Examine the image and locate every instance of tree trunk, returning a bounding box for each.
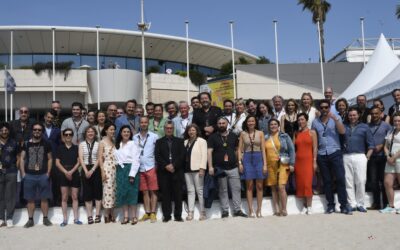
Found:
[319,21,326,63]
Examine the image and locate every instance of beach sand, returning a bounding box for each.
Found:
[1,211,399,250]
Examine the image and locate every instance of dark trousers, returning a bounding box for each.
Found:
[158,171,183,219]
[317,150,348,209]
[367,156,388,208]
[50,164,61,206]
[0,173,17,220]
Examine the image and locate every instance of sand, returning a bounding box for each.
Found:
[1,211,399,250]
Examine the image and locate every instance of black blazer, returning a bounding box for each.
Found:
[155,136,185,174]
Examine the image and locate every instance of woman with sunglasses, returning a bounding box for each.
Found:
[56,128,82,226]
[79,126,102,224]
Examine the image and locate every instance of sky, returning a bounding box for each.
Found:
[2,0,400,63]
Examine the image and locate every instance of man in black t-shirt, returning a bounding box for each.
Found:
[192,92,223,139]
[207,117,247,219]
[20,122,53,228]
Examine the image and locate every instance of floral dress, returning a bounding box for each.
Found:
[102,142,116,208]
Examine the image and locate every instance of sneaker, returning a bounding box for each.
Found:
[301,207,308,214]
[60,222,67,227]
[233,210,248,218]
[0,220,6,227]
[380,206,396,214]
[150,213,157,223]
[162,217,171,223]
[6,219,14,228]
[306,207,313,215]
[24,220,34,228]
[357,206,368,213]
[325,207,335,214]
[74,220,83,225]
[43,217,53,226]
[340,206,353,215]
[396,209,400,214]
[221,211,229,218]
[139,213,150,222]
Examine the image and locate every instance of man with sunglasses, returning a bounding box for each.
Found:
[9,106,32,147]
[20,122,53,228]
[312,99,352,215]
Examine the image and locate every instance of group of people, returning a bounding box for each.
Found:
[1,87,400,229]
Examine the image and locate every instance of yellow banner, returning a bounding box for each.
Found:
[200,79,234,108]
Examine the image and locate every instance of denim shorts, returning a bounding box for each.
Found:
[23,174,52,201]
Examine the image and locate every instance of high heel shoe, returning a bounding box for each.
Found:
[256,210,263,218]
[248,211,255,218]
[121,217,129,225]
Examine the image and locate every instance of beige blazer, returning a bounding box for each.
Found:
[184,137,207,171]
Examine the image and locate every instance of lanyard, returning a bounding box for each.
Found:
[138,133,149,156]
[167,138,173,163]
[86,140,95,165]
[248,131,256,153]
[32,142,41,165]
[128,119,136,132]
[371,122,382,136]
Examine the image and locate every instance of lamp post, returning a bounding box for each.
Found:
[138,0,150,105]
[273,20,280,95]
[229,21,237,99]
[96,25,100,110]
[360,17,366,66]
[185,21,190,103]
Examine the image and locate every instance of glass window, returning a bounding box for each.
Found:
[104,56,126,69]
[81,55,97,69]
[33,54,52,64]
[0,54,9,68]
[146,59,161,73]
[127,57,141,71]
[57,54,80,69]
[165,61,183,73]
[13,54,32,69]
[198,66,212,76]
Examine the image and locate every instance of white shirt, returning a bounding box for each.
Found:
[230,113,246,136]
[114,140,141,177]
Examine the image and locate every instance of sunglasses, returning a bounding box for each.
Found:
[33,128,42,132]
[64,133,73,137]
[20,110,28,114]
[320,106,330,110]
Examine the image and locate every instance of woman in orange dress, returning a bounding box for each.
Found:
[294,113,317,215]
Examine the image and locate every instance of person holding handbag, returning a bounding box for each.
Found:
[264,118,295,216]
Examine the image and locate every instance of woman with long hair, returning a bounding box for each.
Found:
[230,98,247,135]
[280,98,299,140]
[237,115,267,217]
[114,125,141,225]
[98,123,117,223]
[94,111,107,140]
[264,118,295,216]
[183,124,207,221]
[299,93,319,128]
[256,100,273,135]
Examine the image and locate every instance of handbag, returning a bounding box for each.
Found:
[270,135,290,165]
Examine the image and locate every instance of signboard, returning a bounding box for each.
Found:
[200,78,234,108]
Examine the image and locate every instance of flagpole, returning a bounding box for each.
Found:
[185,20,190,104]
[360,17,366,66]
[273,20,280,95]
[52,28,56,101]
[4,66,7,122]
[229,21,237,99]
[317,18,325,95]
[96,25,100,110]
[10,30,13,121]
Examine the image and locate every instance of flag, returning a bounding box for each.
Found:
[4,70,16,94]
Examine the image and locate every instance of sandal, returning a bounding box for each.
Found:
[256,210,262,218]
[131,217,138,225]
[273,212,281,216]
[186,212,193,221]
[121,217,129,225]
[281,210,288,216]
[199,212,207,221]
[60,221,67,227]
[104,215,110,224]
[87,216,94,225]
[110,215,116,223]
[248,211,255,218]
[94,215,101,223]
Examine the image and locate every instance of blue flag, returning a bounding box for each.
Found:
[4,70,16,94]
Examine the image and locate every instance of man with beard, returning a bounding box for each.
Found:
[192,92,222,139]
[9,106,32,147]
[207,117,247,219]
[223,99,236,132]
[245,99,257,116]
[312,100,352,215]
[115,99,140,135]
[356,95,370,123]
[388,89,400,124]
[61,102,89,145]
[190,96,201,111]
[145,102,155,119]
[51,100,63,128]
[342,107,374,212]
[20,123,53,228]
[0,122,20,227]
[367,107,391,209]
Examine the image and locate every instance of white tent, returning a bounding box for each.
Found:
[364,62,400,101]
[339,34,400,103]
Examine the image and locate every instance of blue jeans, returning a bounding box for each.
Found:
[317,150,348,209]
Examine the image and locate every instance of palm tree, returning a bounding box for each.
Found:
[396,4,400,19]
[298,0,331,62]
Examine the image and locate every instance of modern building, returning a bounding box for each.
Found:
[0,25,258,117]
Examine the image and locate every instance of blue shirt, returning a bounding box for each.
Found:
[312,117,342,155]
[0,138,19,174]
[343,123,375,154]
[369,121,392,156]
[172,114,192,139]
[132,131,158,172]
[115,114,140,136]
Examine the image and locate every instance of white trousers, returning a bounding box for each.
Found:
[184,172,204,213]
[343,153,367,207]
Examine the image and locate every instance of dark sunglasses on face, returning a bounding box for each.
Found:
[20,110,28,114]
[64,133,73,137]
[33,128,42,132]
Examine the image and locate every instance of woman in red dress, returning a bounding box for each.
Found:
[294,113,317,215]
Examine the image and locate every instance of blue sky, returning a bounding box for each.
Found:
[2,0,399,63]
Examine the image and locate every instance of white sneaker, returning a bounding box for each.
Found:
[301,207,307,214]
[306,207,313,215]
[0,220,5,227]
[6,219,13,228]
[396,209,400,214]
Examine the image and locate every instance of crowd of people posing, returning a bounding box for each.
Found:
[1,87,400,228]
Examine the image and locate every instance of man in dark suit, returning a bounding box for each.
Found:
[42,110,62,206]
[9,106,32,147]
[155,121,185,222]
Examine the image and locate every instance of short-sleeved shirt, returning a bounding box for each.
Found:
[56,144,78,170]
[0,138,19,173]
[23,140,51,175]
[369,121,392,156]
[207,132,238,170]
[132,131,159,172]
[61,117,90,145]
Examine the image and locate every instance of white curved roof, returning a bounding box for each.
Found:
[340,34,400,102]
[0,25,258,69]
